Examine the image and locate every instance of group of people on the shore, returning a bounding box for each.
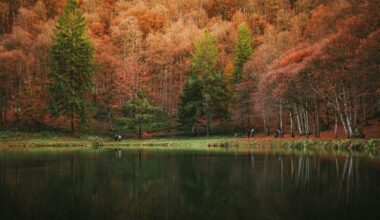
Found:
[247,128,284,138]
[114,134,122,142]
[113,125,365,141]
[247,128,255,138]
[237,126,365,139]
[235,127,285,139]
[235,128,256,138]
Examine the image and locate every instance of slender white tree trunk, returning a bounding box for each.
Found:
[339,113,348,138]
[335,111,338,138]
[279,101,283,131]
[263,104,268,135]
[296,107,303,134]
[305,109,309,137]
[290,111,295,137]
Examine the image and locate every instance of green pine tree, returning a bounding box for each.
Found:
[190,31,218,76]
[203,70,230,128]
[178,31,230,136]
[119,92,165,139]
[233,22,253,82]
[233,23,254,130]
[48,0,94,133]
[178,74,203,135]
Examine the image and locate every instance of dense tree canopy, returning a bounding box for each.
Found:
[0,0,379,138]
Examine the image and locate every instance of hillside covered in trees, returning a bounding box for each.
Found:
[0,0,379,138]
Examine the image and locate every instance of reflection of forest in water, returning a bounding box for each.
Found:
[0,150,379,220]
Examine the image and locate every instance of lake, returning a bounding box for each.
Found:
[0,148,379,220]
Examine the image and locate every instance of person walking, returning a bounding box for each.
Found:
[250,128,255,138]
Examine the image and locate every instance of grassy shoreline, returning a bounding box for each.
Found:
[1,131,380,156]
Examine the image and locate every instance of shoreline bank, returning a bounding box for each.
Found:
[1,136,379,156]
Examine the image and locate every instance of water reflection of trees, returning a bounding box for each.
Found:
[0,150,379,220]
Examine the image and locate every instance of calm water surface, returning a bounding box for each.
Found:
[0,148,379,220]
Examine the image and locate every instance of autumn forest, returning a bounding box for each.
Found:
[0,0,379,138]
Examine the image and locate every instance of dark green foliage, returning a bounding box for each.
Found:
[48,0,94,133]
[203,70,230,125]
[95,105,110,121]
[178,74,203,135]
[118,92,165,139]
[178,31,230,136]
[233,22,252,82]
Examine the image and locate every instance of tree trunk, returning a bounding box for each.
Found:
[138,124,142,139]
[354,99,358,129]
[70,111,74,134]
[290,111,295,138]
[169,68,173,117]
[279,101,283,131]
[3,108,6,124]
[263,106,268,135]
[296,106,302,134]
[0,96,2,125]
[305,109,309,138]
[247,115,251,131]
[334,112,338,139]
[339,113,348,138]
[205,95,210,136]
[192,123,197,136]
[326,107,330,127]
[316,101,320,138]
[122,48,126,80]
[240,98,245,129]
[342,87,353,137]
[15,75,20,125]
[312,115,317,138]
[345,114,353,138]
[206,119,210,136]
[108,109,112,130]
[335,93,349,138]
[361,97,368,126]
[15,102,19,124]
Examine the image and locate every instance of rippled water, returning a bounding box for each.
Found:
[0,148,379,220]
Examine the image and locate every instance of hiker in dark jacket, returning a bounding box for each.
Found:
[250,128,255,138]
